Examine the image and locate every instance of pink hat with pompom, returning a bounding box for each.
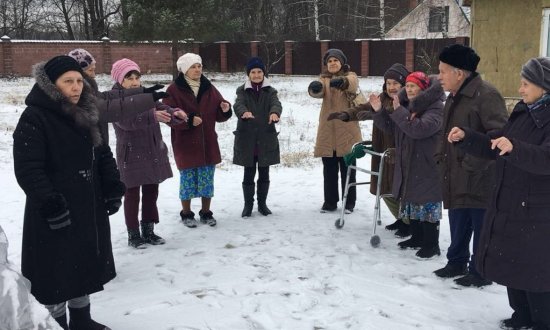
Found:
[111,58,141,84]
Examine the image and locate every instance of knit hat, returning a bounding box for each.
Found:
[177,53,202,74]
[521,57,550,92]
[323,48,347,66]
[67,48,96,70]
[384,63,410,86]
[406,71,430,90]
[44,55,84,83]
[110,58,141,84]
[439,44,480,72]
[246,57,266,75]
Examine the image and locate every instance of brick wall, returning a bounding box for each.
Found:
[0,37,468,77]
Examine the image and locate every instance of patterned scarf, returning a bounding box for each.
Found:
[527,93,550,112]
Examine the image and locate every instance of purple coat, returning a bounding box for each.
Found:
[112,84,173,188]
[373,77,444,204]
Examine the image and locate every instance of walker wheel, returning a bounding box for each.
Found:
[334,218,345,229]
[370,235,381,248]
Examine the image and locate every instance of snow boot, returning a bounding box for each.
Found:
[180,210,198,228]
[433,263,468,278]
[257,180,272,216]
[199,210,217,226]
[127,228,147,249]
[385,218,403,231]
[398,219,422,249]
[454,273,492,287]
[140,221,165,245]
[54,313,69,330]
[500,314,533,329]
[416,221,441,258]
[394,221,411,238]
[241,183,255,217]
[68,304,111,330]
[320,202,337,213]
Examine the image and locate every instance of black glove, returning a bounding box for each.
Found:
[329,78,346,89]
[152,91,169,101]
[327,112,350,121]
[143,84,164,93]
[356,110,373,121]
[105,198,122,216]
[309,81,323,94]
[40,194,71,230]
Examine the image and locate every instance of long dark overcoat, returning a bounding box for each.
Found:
[13,62,124,305]
[459,99,550,292]
[163,74,232,170]
[232,78,282,167]
[373,77,444,204]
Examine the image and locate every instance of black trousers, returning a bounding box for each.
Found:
[243,158,269,185]
[321,152,356,207]
[507,287,550,328]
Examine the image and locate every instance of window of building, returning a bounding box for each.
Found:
[540,8,550,56]
[428,6,449,33]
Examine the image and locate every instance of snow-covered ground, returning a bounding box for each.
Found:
[0,73,509,330]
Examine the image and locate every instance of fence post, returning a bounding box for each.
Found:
[359,39,370,77]
[405,39,415,72]
[101,36,111,75]
[284,40,294,75]
[217,41,229,73]
[320,40,330,71]
[1,35,13,76]
[250,41,259,57]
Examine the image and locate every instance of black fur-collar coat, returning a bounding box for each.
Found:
[13,62,125,304]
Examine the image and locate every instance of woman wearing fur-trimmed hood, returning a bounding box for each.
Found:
[371,72,444,259]
[13,55,125,330]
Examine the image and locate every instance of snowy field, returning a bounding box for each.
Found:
[0,73,509,329]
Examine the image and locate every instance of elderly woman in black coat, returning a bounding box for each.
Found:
[13,55,125,330]
[233,57,282,217]
[448,57,550,330]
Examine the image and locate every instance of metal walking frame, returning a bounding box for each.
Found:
[334,141,394,247]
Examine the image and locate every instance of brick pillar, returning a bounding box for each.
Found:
[1,35,13,76]
[250,41,259,57]
[360,40,370,77]
[218,41,228,73]
[284,40,294,75]
[101,37,111,75]
[405,39,415,72]
[320,40,330,71]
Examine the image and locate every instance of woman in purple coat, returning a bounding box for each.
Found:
[111,58,187,248]
[371,71,444,259]
[447,57,550,330]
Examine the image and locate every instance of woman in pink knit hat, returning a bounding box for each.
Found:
[110,58,187,248]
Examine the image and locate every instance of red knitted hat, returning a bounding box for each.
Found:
[406,71,430,90]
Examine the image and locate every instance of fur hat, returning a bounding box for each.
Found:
[323,48,347,66]
[438,44,480,72]
[406,71,430,90]
[521,57,550,92]
[246,57,266,75]
[44,55,84,83]
[177,53,202,74]
[67,48,96,71]
[110,58,141,84]
[384,63,410,86]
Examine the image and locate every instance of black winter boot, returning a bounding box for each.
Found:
[140,221,166,245]
[416,221,441,258]
[199,210,217,226]
[242,183,255,217]
[54,313,69,330]
[398,219,422,249]
[385,218,403,231]
[434,263,468,278]
[127,228,147,249]
[68,304,111,330]
[394,221,411,238]
[257,181,272,216]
